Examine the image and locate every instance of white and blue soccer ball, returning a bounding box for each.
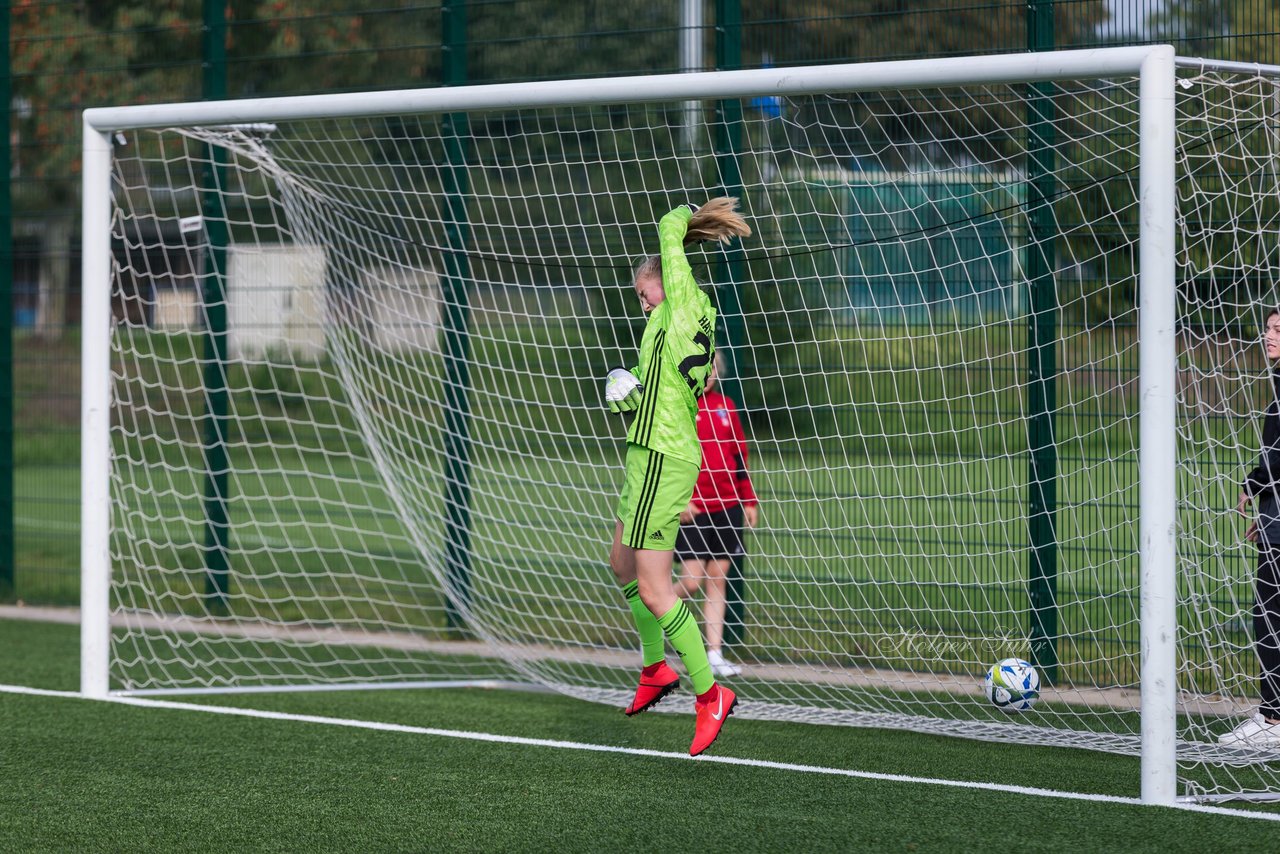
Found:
[984,658,1040,713]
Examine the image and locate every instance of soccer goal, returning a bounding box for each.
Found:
[81,45,1280,804]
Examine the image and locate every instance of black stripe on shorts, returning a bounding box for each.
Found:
[629,450,664,549]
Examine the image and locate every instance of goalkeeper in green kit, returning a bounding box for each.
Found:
[604,197,750,756]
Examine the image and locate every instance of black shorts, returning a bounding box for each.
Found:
[674,504,745,562]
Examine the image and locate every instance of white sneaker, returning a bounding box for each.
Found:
[707,649,742,678]
[1218,712,1280,747]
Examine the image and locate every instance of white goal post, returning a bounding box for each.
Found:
[80,45,1280,805]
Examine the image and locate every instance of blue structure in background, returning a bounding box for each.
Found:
[749,91,782,119]
[749,56,783,119]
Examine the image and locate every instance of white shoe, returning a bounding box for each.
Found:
[1218,712,1280,747]
[707,649,742,678]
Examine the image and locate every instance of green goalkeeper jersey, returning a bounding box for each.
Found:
[627,206,716,467]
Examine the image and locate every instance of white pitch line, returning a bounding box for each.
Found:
[2,682,1278,823]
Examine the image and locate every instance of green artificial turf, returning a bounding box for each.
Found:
[1,617,1277,853]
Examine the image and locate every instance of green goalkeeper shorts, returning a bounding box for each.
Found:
[616,442,699,551]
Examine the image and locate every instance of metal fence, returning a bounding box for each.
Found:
[5,0,1278,611]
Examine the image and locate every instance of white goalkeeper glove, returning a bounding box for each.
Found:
[604,367,643,413]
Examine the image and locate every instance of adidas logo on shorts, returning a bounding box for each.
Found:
[649,530,664,541]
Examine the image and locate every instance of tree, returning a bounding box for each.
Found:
[227,0,379,96]
[1147,0,1280,64]
[468,0,679,84]
[10,1,201,338]
[741,1,1109,65]
[11,0,197,208]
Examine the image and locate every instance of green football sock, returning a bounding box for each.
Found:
[622,581,666,666]
[657,599,714,695]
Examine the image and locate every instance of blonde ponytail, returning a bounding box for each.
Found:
[684,197,751,246]
[632,198,751,285]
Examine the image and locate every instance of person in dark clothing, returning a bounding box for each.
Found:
[1224,307,1280,746]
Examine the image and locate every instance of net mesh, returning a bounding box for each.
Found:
[101,66,1280,800]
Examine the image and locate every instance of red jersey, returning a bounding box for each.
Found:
[690,390,758,513]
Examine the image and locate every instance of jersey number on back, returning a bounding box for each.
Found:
[678,330,712,393]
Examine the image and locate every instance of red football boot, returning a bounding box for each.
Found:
[690,684,737,756]
[624,661,681,716]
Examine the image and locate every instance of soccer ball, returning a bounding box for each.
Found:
[984,658,1040,713]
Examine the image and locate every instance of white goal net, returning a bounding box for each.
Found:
[81,49,1280,802]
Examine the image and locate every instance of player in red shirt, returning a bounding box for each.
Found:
[674,351,759,678]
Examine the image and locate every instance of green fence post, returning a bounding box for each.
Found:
[201,0,231,610]
[441,0,475,633]
[0,0,12,598]
[714,0,747,647]
[1026,0,1059,684]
